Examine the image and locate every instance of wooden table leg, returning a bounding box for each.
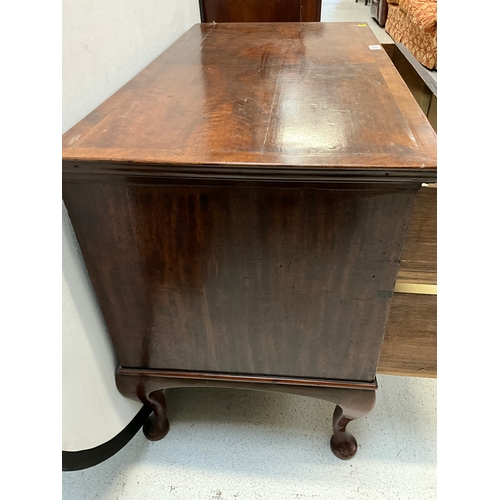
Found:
[142,389,169,441]
[330,389,376,459]
[117,369,377,458]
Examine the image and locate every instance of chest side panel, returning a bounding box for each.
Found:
[63,180,416,382]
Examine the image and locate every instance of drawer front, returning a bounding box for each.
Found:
[381,184,437,377]
[379,292,437,377]
[397,184,437,285]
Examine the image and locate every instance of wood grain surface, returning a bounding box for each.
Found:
[200,0,322,23]
[62,23,437,388]
[300,0,322,22]
[116,368,377,459]
[118,367,378,390]
[397,184,436,285]
[63,181,416,382]
[378,292,437,377]
[62,23,437,176]
[201,0,301,23]
[385,182,436,378]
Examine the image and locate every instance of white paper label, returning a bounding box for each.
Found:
[369,45,382,50]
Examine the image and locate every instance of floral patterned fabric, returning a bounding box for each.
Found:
[399,0,411,14]
[385,1,437,69]
[408,1,437,32]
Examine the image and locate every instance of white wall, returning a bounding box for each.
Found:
[62,0,200,452]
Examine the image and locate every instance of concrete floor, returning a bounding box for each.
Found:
[322,0,394,43]
[63,375,436,499]
[62,2,437,498]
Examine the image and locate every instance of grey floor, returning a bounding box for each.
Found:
[322,0,394,43]
[63,2,437,499]
[63,375,436,499]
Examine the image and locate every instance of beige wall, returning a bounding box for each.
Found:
[62,0,200,451]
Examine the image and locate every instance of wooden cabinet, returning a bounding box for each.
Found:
[199,0,322,22]
[62,23,436,459]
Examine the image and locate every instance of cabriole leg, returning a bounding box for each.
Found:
[143,389,169,441]
[330,390,376,460]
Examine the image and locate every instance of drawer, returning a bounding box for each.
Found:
[397,183,437,285]
[379,183,437,377]
[378,292,437,377]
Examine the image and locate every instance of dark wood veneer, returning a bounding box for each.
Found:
[199,0,322,23]
[115,371,377,459]
[63,23,437,460]
[63,181,416,382]
[118,368,379,390]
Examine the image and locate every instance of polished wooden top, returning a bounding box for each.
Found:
[62,23,436,181]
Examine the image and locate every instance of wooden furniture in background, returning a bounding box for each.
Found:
[199,0,322,22]
[380,292,436,377]
[397,184,437,285]
[371,0,388,26]
[379,183,437,377]
[62,23,437,459]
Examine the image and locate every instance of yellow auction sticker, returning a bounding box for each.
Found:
[357,23,367,26]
